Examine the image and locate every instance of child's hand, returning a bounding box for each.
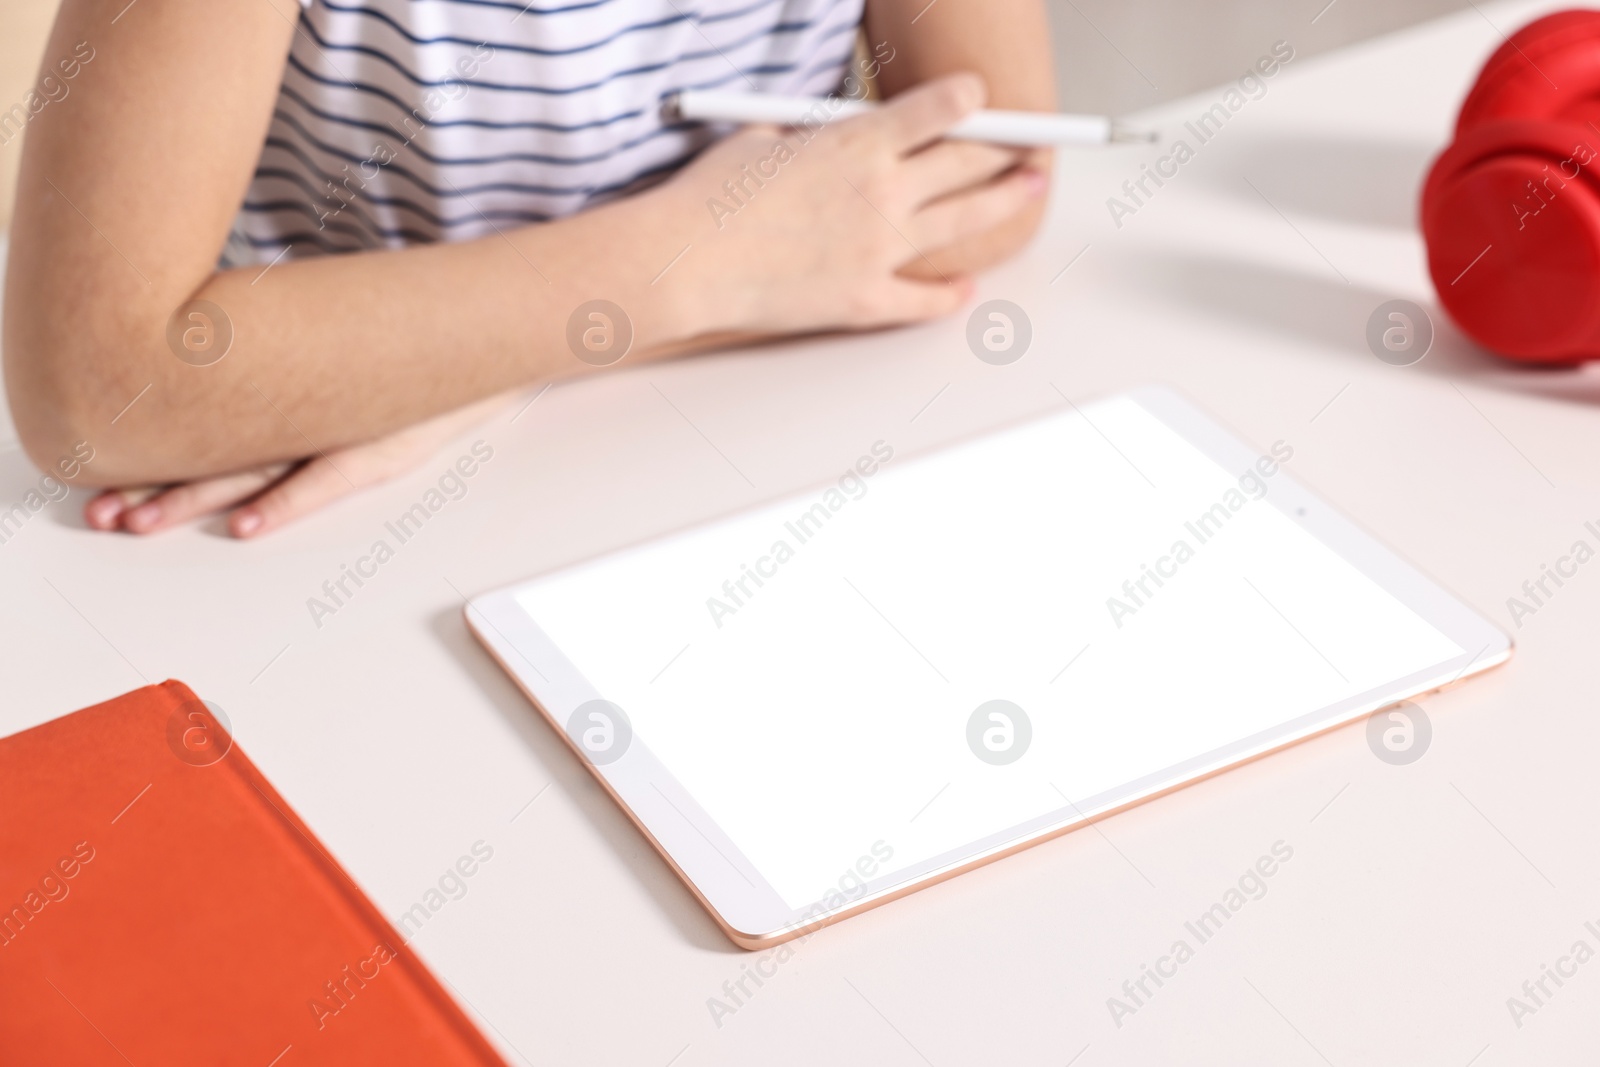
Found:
[83,393,509,538]
[660,73,1047,336]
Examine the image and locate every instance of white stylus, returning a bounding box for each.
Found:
[665,89,1156,146]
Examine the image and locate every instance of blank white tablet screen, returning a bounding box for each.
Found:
[514,395,1462,908]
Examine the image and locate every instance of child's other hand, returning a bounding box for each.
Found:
[662,72,1047,336]
[83,394,508,538]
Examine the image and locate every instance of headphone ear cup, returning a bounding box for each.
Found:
[1458,9,1600,131]
[1422,118,1600,363]
[1468,9,1600,96]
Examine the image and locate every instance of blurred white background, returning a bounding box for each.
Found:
[1049,0,1475,113]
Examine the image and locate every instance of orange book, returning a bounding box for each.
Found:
[0,681,508,1066]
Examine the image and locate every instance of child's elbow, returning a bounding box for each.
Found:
[5,313,169,488]
[9,371,113,490]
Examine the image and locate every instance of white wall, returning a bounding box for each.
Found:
[1047,0,1474,114]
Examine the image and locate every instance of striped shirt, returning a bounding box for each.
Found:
[222,0,864,266]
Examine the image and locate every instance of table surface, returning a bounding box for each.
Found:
[3,1,1596,1063]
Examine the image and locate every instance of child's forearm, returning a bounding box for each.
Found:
[7,182,715,487]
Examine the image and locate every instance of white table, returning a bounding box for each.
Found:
[4,2,1596,1062]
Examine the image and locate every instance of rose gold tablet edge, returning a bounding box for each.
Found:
[464,604,1511,951]
[464,605,777,949]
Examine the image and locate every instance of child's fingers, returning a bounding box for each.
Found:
[227,393,512,538]
[228,456,357,538]
[869,276,974,327]
[901,141,1024,207]
[871,73,987,154]
[85,487,161,530]
[909,167,1049,250]
[121,466,292,534]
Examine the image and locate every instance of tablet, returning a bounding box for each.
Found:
[466,386,1510,948]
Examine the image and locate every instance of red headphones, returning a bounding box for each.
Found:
[1423,9,1600,363]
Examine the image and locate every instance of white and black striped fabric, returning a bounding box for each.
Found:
[222,0,863,265]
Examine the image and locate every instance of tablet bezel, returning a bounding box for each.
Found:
[465,385,1512,948]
